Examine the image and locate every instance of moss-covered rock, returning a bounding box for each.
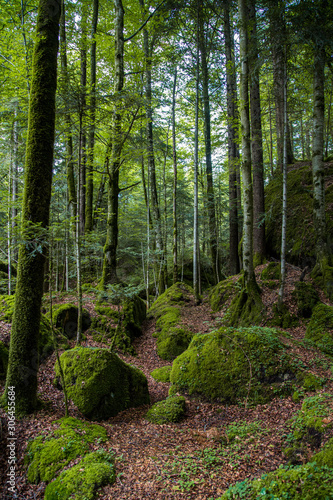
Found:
[284,393,333,464]
[269,302,299,329]
[260,262,281,280]
[208,277,242,312]
[169,327,320,405]
[54,347,150,420]
[157,327,193,360]
[305,303,333,356]
[44,449,116,500]
[312,436,333,468]
[122,294,146,339]
[219,461,333,499]
[145,395,186,424]
[265,162,333,267]
[150,365,172,382]
[148,282,193,319]
[25,417,108,484]
[293,282,320,318]
[224,285,265,327]
[53,304,91,339]
[0,340,9,379]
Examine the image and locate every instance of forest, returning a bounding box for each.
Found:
[0,0,333,498]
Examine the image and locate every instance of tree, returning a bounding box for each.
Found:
[3,0,61,415]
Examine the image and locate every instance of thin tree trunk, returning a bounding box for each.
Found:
[102,0,124,286]
[172,67,178,284]
[224,2,240,275]
[193,0,200,304]
[79,4,88,237]
[4,0,61,415]
[248,0,265,265]
[198,4,220,284]
[85,0,99,233]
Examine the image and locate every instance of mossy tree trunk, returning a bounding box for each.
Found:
[193,1,200,304]
[4,0,61,415]
[172,67,178,284]
[312,39,333,298]
[102,0,124,286]
[223,1,240,276]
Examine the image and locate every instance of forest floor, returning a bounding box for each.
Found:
[1,263,333,499]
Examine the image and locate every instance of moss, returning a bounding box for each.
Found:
[155,307,181,331]
[312,256,333,302]
[284,393,333,464]
[306,303,333,356]
[0,340,9,379]
[225,285,265,328]
[157,327,193,360]
[94,305,119,321]
[0,261,16,276]
[270,302,299,329]
[150,365,172,382]
[292,282,320,318]
[0,294,15,321]
[147,282,193,320]
[54,347,150,419]
[312,437,333,468]
[25,417,108,484]
[208,277,242,312]
[219,462,333,499]
[260,262,280,280]
[44,449,116,500]
[262,280,279,289]
[52,304,91,339]
[169,326,310,405]
[122,294,146,339]
[145,395,186,424]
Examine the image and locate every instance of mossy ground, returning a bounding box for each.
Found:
[54,347,150,419]
[145,395,186,424]
[150,365,172,382]
[305,303,333,356]
[148,283,194,360]
[169,326,323,405]
[44,449,116,500]
[25,417,108,483]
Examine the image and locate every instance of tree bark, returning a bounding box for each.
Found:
[248,0,265,265]
[193,0,200,304]
[4,0,61,415]
[102,0,124,286]
[223,1,240,275]
[172,67,178,284]
[85,0,99,233]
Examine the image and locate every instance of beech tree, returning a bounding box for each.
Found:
[3,0,61,415]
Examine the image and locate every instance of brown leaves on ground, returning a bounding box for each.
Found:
[0,263,333,499]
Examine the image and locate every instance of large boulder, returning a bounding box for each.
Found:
[53,304,91,339]
[54,347,150,420]
[169,326,323,405]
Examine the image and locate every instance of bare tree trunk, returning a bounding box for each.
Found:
[79,4,88,237]
[85,0,99,233]
[223,1,240,275]
[172,67,178,284]
[193,0,200,304]
[248,0,265,266]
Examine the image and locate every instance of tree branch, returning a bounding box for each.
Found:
[124,0,166,42]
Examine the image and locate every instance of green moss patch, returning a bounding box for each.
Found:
[292,282,320,318]
[145,395,186,424]
[169,327,320,405]
[0,294,15,321]
[52,304,91,339]
[44,449,116,500]
[54,347,150,420]
[260,262,280,280]
[150,365,172,382]
[269,302,299,329]
[305,303,333,356]
[209,277,242,312]
[219,462,333,499]
[25,417,108,484]
[148,282,193,320]
[312,437,333,468]
[224,285,265,327]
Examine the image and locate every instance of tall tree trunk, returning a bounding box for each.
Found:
[4,0,60,415]
[248,0,266,265]
[140,6,166,295]
[223,1,240,275]
[312,41,333,298]
[102,0,124,286]
[198,4,220,284]
[193,0,200,304]
[238,0,255,288]
[85,0,99,233]
[79,4,88,237]
[172,67,178,284]
[60,0,76,225]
